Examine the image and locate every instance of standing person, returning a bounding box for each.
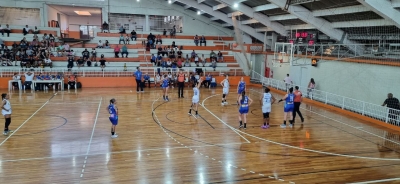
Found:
[284,74,293,92]
[2,93,12,136]
[307,78,316,99]
[177,70,185,98]
[238,91,253,130]
[293,86,304,123]
[236,77,246,105]
[134,67,143,92]
[279,87,295,128]
[260,88,276,129]
[382,93,400,124]
[161,74,170,101]
[108,98,118,138]
[188,78,202,117]
[220,74,229,106]
[91,48,97,63]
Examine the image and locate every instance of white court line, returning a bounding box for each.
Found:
[202,93,400,161]
[80,97,102,178]
[348,177,400,184]
[201,94,251,143]
[250,89,400,146]
[0,143,244,163]
[0,92,57,147]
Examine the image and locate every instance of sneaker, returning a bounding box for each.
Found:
[280,124,286,128]
[239,125,243,129]
[188,112,192,116]
[244,127,246,130]
[301,118,304,123]
[221,103,225,106]
[111,134,118,138]
[289,124,293,128]
[261,125,269,129]
[224,102,228,105]
[195,114,199,118]
[3,131,6,136]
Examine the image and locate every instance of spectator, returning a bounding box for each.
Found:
[77,57,84,69]
[100,54,106,71]
[284,74,293,91]
[23,70,34,90]
[200,35,206,46]
[194,54,199,67]
[156,34,162,45]
[134,67,143,92]
[1,24,11,37]
[150,54,156,65]
[97,40,104,48]
[217,51,224,62]
[194,35,199,46]
[382,93,400,124]
[179,27,183,33]
[119,26,125,34]
[121,44,128,58]
[125,34,130,45]
[119,34,125,44]
[68,73,77,89]
[307,78,316,99]
[130,30,137,41]
[49,34,55,50]
[64,42,70,52]
[209,50,216,61]
[0,24,3,36]
[0,38,4,50]
[177,49,182,58]
[163,29,167,37]
[43,56,52,68]
[11,73,21,90]
[67,56,74,70]
[191,50,196,59]
[82,48,90,60]
[33,26,40,34]
[204,73,212,88]
[184,58,191,67]
[211,58,217,71]
[143,73,151,88]
[166,59,172,68]
[114,45,121,58]
[171,41,177,48]
[177,58,182,68]
[91,48,97,63]
[201,54,206,67]
[23,25,32,35]
[104,40,110,49]
[102,21,109,33]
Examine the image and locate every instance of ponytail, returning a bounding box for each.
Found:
[1,93,6,100]
[110,98,115,104]
[241,91,245,104]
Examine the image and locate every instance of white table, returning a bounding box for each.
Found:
[8,80,22,91]
[32,80,64,91]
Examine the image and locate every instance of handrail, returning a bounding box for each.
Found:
[250,70,400,127]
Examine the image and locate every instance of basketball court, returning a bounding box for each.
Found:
[0,88,399,183]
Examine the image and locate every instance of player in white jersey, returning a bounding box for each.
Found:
[2,93,13,136]
[260,88,276,129]
[188,78,203,117]
[220,74,229,106]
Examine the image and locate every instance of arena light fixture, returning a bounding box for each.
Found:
[233,3,238,8]
[137,0,140,1]
[168,0,172,4]
[197,11,200,15]
[74,11,91,16]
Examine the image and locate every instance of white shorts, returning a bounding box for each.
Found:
[192,97,199,104]
[262,104,271,113]
[2,110,11,116]
[223,88,229,95]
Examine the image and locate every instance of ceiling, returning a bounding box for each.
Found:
[49,5,102,17]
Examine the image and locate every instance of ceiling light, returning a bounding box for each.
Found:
[233,3,238,8]
[168,0,172,4]
[197,11,200,15]
[137,0,140,1]
[74,11,91,16]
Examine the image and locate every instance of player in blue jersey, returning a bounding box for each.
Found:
[236,77,246,105]
[188,77,202,117]
[278,87,295,128]
[107,98,118,138]
[161,74,170,101]
[238,91,253,130]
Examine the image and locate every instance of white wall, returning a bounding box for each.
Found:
[269,56,400,105]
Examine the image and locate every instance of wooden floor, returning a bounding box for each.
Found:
[1,87,400,184]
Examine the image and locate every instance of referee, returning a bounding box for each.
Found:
[177,70,185,98]
[134,67,143,92]
[382,93,400,125]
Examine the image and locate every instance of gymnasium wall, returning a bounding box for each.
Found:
[268,56,400,105]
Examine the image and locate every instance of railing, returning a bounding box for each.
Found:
[0,67,245,78]
[250,70,400,127]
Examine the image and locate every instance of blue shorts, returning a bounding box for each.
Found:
[237,88,245,94]
[162,85,169,89]
[109,116,118,125]
[284,104,294,112]
[239,106,249,114]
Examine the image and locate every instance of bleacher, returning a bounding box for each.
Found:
[0,26,244,77]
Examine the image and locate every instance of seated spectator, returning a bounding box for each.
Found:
[77,57,85,68]
[169,49,175,59]
[194,54,199,66]
[163,29,167,37]
[91,48,97,62]
[119,34,125,44]
[0,24,11,37]
[177,49,182,58]
[125,34,130,44]
[156,34,162,45]
[147,33,155,43]
[43,73,54,90]
[104,40,110,49]
[43,56,52,68]
[82,48,90,60]
[166,59,172,68]
[204,73,212,88]
[217,51,224,62]
[119,26,125,34]
[150,54,156,65]
[0,38,4,50]
[67,56,74,70]
[49,34,55,49]
[130,30,137,41]
[155,74,161,87]
[194,35,199,46]
[156,54,162,66]
[68,73,77,89]
[191,50,196,59]
[177,58,182,68]
[210,58,217,71]
[184,58,191,67]
[201,54,206,67]
[200,35,206,46]
[23,71,34,90]
[86,58,92,67]
[64,42,70,52]
[102,21,109,33]
[143,73,151,88]
[97,40,104,48]
[100,54,106,71]
[114,45,121,58]
[121,44,128,58]
[12,73,21,90]
[161,58,167,69]
[185,54,190,62]
[171,41,177,48]
[210,50,216,61]
[23,25,32,36]
[33,26,40,34]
